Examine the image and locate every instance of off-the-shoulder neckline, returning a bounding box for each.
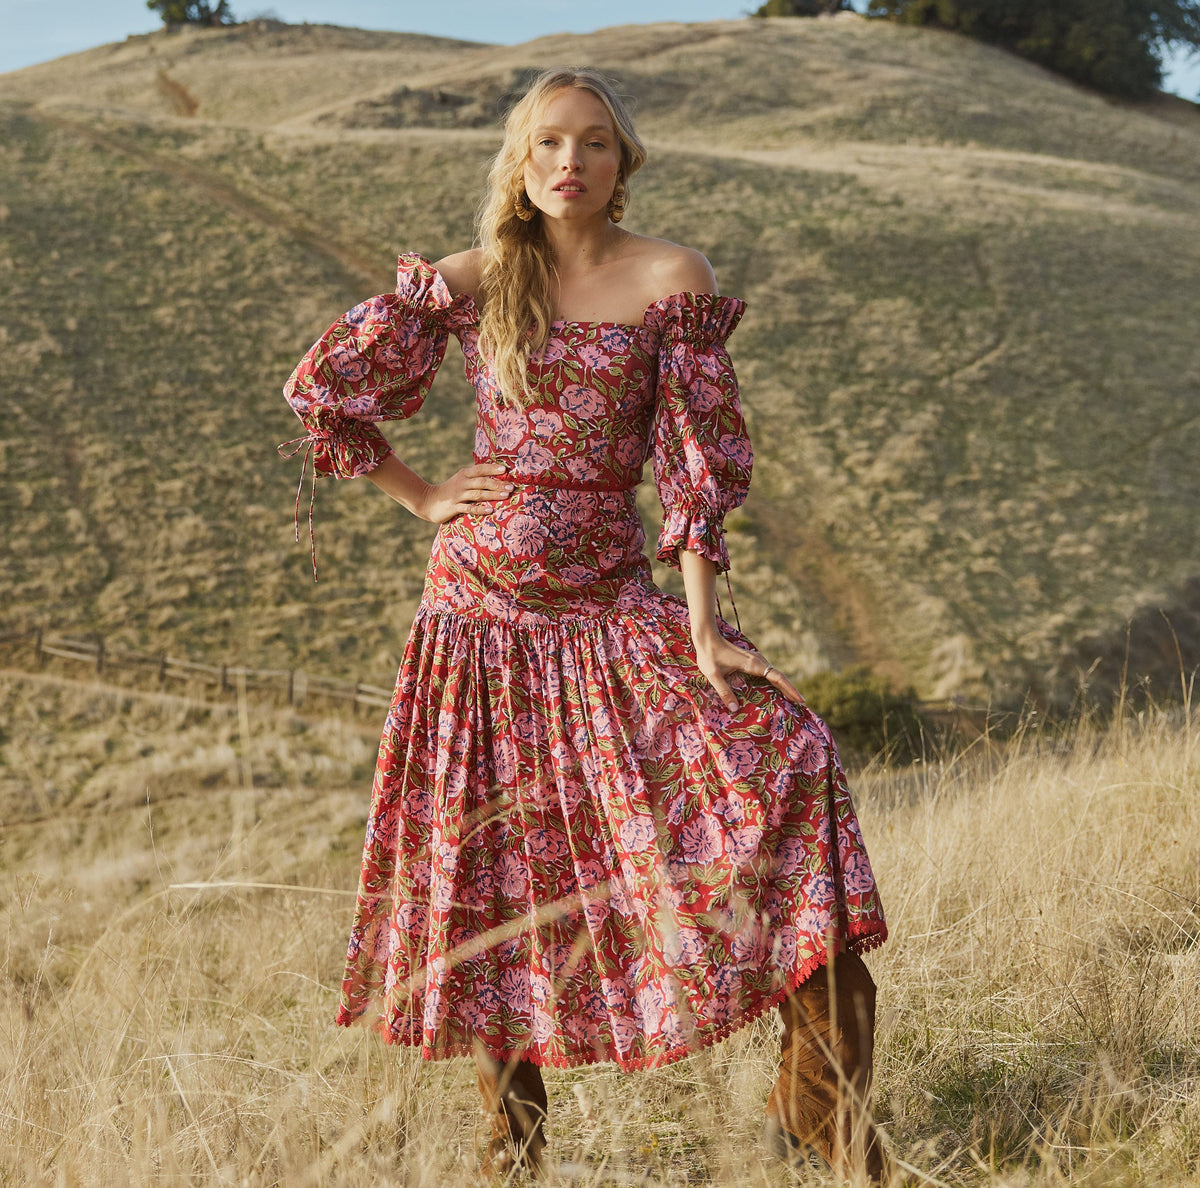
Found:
[400,252,742,331]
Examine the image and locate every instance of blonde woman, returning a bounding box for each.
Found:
[282,67,889,1181]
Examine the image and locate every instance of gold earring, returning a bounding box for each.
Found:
[608,182,627,223]
[514,191,536,222]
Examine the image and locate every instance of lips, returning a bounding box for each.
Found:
[553,181,587,193]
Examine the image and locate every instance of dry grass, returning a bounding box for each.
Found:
[2,673,1198,1185]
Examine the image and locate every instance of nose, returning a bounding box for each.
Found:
[559,142,583,171]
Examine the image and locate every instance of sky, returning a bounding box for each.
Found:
[2,0,1198,97]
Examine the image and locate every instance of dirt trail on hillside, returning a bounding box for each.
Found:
[35,110,389,292]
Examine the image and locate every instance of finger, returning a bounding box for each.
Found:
[467,463,510,477]
[769,669,805,706]
[707,672,738,713]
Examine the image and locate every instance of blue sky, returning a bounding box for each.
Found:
[2,0,1198,97]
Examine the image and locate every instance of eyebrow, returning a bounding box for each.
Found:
[532,124,614,135]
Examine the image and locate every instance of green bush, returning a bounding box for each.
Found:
[753,0,852,13]
[802,665,926,764]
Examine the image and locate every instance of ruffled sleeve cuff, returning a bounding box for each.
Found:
[643,292,746,348]
[656,501,731,572]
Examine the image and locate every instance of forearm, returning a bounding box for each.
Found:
[679,548,721,643]
[365,452,433,519]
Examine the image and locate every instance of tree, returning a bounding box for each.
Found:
[754,0,853,15]
[864,0,1200,97]
[147,0,235,26]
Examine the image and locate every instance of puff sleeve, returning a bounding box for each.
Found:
[280,253,473,576]
[644,294,752,573]
[281,252,472,478]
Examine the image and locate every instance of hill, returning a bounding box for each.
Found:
[2,14,1199,703]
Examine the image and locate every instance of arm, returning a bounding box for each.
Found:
[680,548,802,712]
[366,453,512,523]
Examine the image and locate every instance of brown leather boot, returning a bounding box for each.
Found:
[765,949,888,1183]
[476,1050,548,1180]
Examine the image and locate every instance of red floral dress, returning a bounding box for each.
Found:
[282,253,887,1071]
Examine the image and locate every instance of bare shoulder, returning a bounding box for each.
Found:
[432,247,483,300]
[626,235,718,303]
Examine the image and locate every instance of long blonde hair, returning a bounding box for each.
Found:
[476,68,647,404]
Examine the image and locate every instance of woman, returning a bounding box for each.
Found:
[282,67,888,1181]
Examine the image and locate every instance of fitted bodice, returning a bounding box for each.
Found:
[458,319,661,491]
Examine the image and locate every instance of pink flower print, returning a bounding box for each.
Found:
[802,872,837,907]
[430,875,454,913]
[842,851,876,897]
[341,393,380,417]
[786,726,827,775]
[663,926,705,967]
[727,826,763,867]
[328,344,370,381]
[613,434,646,468]
[717,739,758,782]
[665,793,685,826]
[449,925,479,952]
[556,776,585,815]
[532,1008,554,1044]
[574,859,607,891]
[482,630,506,667]
[527,826,569,863]
[774,837,805,877]
[679,814,724,864]
[483,590,520,623]
[555,489,597,524]
[560,564,597,588]
[403,789,435,826]
[608,874,634,918]
[529,408,563,439]
[660,1010,689,1051]
[718,433,752,469]
[710,964,739,998]
[446,537,478,568]
[795,906,832,937]
[633,983,666,1033]
[494,408,526,450]
[397,901,427,933]
[344,295,390,327]
[513,440,554,476]
[600,326,631,354]
[731,928,765,966]
[583,899,610,930]
[601,976,632,1011]
[712,793,745,826]
[770,926,798,969]
[558,384,606,419]
[563,456,600,482]
[499,966,531,1012]
[491,737,517,785]
[512,711,544,745]
[409,860,431,889]
[573,342,606,370]
[610,1014,637,1053]
[502,514,547,557]
[689,377,724,413]
[530,972,553,1008]
[592,706,616,738]
[532,337,568,365]
[474,517,503,552]
[497,851,528,899]
[674,721,707,764]
[619,814,657,854]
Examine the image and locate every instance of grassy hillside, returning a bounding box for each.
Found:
[2,15,1199,701]
[3,673,1198,1184]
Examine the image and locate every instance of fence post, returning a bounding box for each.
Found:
[95,637,105,676]
[287,669,295,706]
[220,664,228,695]
[158,651,167,684]
[34,628,43,668]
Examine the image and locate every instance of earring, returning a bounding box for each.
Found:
[514,191,536,222]
[608,182,627,223]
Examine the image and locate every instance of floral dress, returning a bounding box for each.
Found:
[282,253,886,1071]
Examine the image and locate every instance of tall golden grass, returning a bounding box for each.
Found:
[2,673,1197,1185]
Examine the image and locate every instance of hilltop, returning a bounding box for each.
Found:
[2,14,1199,702]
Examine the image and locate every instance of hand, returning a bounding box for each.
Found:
[418,463,513,524]
[692,629,803,713]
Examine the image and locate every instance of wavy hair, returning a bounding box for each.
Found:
[476,68,646,404]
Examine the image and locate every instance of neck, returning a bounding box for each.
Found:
[540,213,625,276]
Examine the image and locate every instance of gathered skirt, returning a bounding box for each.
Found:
[335,484,887,1070]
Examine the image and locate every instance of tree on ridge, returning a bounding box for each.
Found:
[147,0,236,26]
[863,0,1200,97]
[754,0,853,14]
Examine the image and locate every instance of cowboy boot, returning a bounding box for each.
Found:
[476,1051,548,1179]
[765,949,887,1183]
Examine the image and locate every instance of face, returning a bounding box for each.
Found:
[522,87,622,223]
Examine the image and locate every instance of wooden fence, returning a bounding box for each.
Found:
[0,628,393,713]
